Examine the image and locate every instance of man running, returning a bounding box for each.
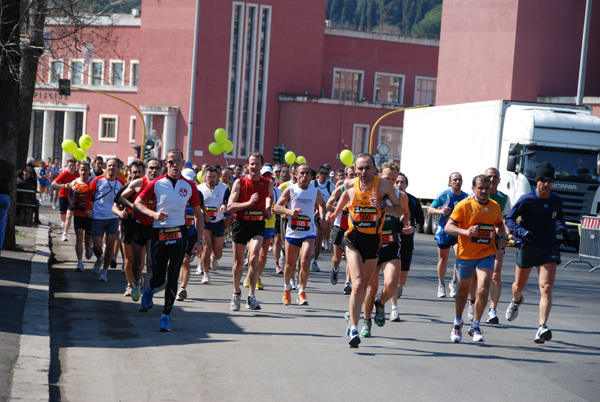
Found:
[274,163,327,306]
[52,159,79,242]
[135,149,204,332]
[505,162,570,343]
[326,154,402,348]
[311,165,335,271]
[445,174,507,343]
[428,172,468,298]
[67,162,93,271]
[227,152,273,311]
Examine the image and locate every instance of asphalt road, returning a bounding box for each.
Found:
[45,221,600,402]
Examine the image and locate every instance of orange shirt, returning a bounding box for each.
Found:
[347,176,385,235]
[71,177,92,218]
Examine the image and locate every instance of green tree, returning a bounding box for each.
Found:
[412,3,441,34]
[366,0,379,27]
[329,0,345,22]
[341,0,357,24]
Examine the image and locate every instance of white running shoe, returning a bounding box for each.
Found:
[60,221,64,229]
[469,326,485,342]
[61,232,68,242]
[451,319,464,342]
[176,288,187,301]
[195,264,203,275]
[437,284,446,298]
[92,257,104,275]
[390,308,400,322]
[467,302,475,321]
[506,296,524,321]
[449,280,458,298]
[486,308,499,324]
[311,259,320,272]
[201,272,210,284]
[210,258,218,272]
[534,325,552,344]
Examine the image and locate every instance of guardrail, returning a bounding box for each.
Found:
[562,215,600,272]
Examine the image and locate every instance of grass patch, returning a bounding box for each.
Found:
[15,230,35,239]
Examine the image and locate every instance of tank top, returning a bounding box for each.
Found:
[234,176,270,221]
[333,184,350,230]
[133,177,153,226]
[285,184,318,239]
[71,177,92,218]
[380,189,402,249]
[198,182,228,223]
[347,177,385,235]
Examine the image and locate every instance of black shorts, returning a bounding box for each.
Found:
[132,222,153,246]
[378,241,400,265]
[332,225,346,246]
[59,197,70,215]
[205,220,226,237]
[275,214,282,235]
[343,229,381,262]
[186,231,197,255]
[120,217,135,245]
[399,234,414,272]
[73,216,91,235]
[517,243,561,269]
[232,218,265,245]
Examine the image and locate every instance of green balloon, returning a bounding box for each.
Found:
[79,134,93,151]
[209,142,224,155]
[222,140,234,153]
[285,151,296,165]
[214,128,228,145]
[340,149,354,166]
[62,139,78,154]
[296,156,306,164]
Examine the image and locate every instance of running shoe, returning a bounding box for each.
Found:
[176,287,187,301]
[61,232,68,242]
[123,285,133,297]
[486,308,499,324]
[210,258,218,272]
[374,298,386,327]
[397,285,403,299]
[469,326,485,342]
[437,284,446,298]
[343,281,352,295]
[467,301,475,321]
[159,314,171,332]
[360,319,372,338]
[76,261,84,272]
[282,289,291,305]
[278,254,285,269]
[131,281,141,302]
[110,258,118,268]
[60,221,64,229]
[331,268,339,285]
[390,308,401,322]
[449,279,458,298]
[92,257,103,275]
[246,295,261,310]
[534,325,552,344]
[505,296,524,321]
[195,265,203,275]
[311,260,320,272]
[451,320,464,342]
[276,265,283,275]
[348,328,361,348]
[201,272,210,284]
[244,258,248,267]
[297,291,308,306]
[139,284,154,312]
[256,277,264,290]
[291,276,298,290]
[230,292,241,311]
[243,275,250,288]
[85,246,93,260]
[98,269,108,282]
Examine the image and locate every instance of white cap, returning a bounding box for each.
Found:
[182,168,196,182]
[260,166,273,175]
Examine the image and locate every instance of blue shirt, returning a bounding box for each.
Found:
[431,189,468,244]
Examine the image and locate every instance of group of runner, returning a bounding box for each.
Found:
[47,151,568,347]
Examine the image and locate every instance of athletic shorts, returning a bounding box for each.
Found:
[343,229,381,262]
[59,197,70,215]
[399,234,414,272]
[275,215,282,235]
[232,218,265,245]
[38,179,49,187]
[186,231,197,255]
[205,220,226,237]
[437,237,458,249]
[332,225,346,246]
[264,227,276,240]
[120,217,135,245]
[132,222,153,246]
[517,243,561,269]
[91,218,119,238]
[73,216,91,235]
[285,235,316,248]
[456,255,495,280]
[378,242,400,265]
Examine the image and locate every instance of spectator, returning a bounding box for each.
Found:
[17,169,41,225]
[26,157,38,193]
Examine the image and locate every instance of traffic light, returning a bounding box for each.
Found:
[131,145,141,159]
[58,79,71,96]
[144,139,155,160]
[273,144,285,164]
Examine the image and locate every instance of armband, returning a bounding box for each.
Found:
[196,239,204,244]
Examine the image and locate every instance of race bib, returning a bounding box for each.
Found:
[471,224,494,244]
[185,213,195,226]
[381,230,394,245]
[206,206,218,222]
[158,227,183,246]
[290,215,311,231]
[352,206,378,228]
[243,210,263,221]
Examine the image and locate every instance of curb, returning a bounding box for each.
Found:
[10,216,51,401]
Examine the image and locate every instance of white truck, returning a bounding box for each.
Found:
[399,100,600,249]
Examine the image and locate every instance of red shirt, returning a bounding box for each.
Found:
[55,170,79,198]
[133,177,153,226]
[234,176,270,221]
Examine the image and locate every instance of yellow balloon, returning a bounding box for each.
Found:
[196,171,203,183]
[62,139,78,154]
[209,142,223,155]
[74,148,85,161]
[222,140,234,153]
[79,134,93,151]
[340,149,354,166]
[214,128,228,145]
[285,151,296,165]
[296,156,306,164]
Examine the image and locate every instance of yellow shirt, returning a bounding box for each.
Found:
[347,177,385,235]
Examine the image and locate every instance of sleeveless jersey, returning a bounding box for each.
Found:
[71,177,92,218]
[198,182,228,223]
[234,176,270,221]
[380,188,402,249]
[265,187,281,229]
[333,184,350,231]
[133,177,154,226]
[285,184,318,239]
[347,177,386,235]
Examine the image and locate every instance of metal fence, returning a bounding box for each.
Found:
[563,216,600,272]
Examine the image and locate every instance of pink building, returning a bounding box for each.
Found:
[31,0,439,170]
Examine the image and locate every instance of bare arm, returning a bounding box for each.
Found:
[227,179,258,213]
[134,196,167,222]
[273,187,293,216]
[326,186,343,212]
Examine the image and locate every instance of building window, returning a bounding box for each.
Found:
[129,116,136,143]
[99,115,118,142]
[53,111,65,159]
[110,60,124,86]
[414,76,437,106]
[33,111,44,161]
[74,112,84,143]
[227,3,243,155]
[130,61,139,86]
[379,127,403,162]
[352,124,369,154]
[253,5,271,153]
[49,60,64,83]
[333,68,363,101]
[90,61,104,85]
[374,73,404,104]
[70,60,84,85]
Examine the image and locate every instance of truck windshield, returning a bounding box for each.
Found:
[523,147,600,184]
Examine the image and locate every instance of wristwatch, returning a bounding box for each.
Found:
[196,239,204,244]
[380,202,386,211]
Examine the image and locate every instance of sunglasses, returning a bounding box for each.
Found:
[165,159,184,166]
[540,177,553,183]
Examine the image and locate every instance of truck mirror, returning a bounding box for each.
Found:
[508,143,520,156]
[507,155,517,172]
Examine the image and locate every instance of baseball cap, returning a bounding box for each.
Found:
[183,162,193,169]
[260,166,273,175]
[182,168,196,182]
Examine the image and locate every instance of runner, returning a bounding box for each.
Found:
[135,149,204,332]
[51,159,79,242]
[445,174,507,343]
[227,152,273,311]
[50,158,62,209]
[274,163,327,305]
[312,166,334,271]
[505,162,570,343]
[37,162,50,204]
[428,172,468,298]
[326,154,402,348]
[67,162,93,271]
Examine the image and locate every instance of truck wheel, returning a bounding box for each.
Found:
[423,203,433,235]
